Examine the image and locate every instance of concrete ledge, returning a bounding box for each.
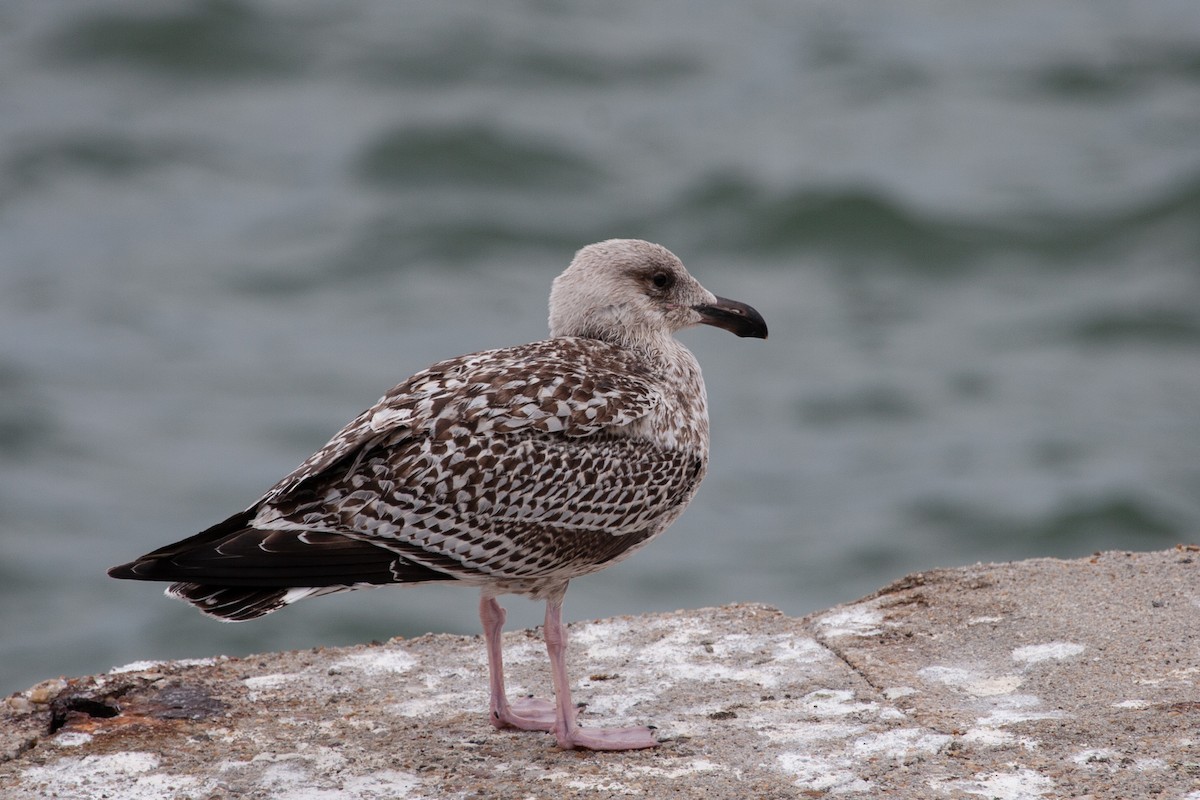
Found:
[3,548,1198,798]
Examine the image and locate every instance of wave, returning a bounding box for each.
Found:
[656,172,1200,269]
[907,494,1185,552]
[44,0,303,78]
[355,123,599,191]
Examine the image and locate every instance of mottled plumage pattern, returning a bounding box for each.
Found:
[110,239,767,751]
[257,337,708,593]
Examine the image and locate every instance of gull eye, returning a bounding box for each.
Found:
[651,272,673,290]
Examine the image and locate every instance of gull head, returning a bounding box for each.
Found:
[548,239,767,347]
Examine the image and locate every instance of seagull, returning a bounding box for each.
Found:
[109,239,767,751]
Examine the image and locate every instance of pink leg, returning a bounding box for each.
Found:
[543,597,659,751]
[480,594,555,731]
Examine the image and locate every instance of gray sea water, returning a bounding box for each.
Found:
[2,0,1199,697]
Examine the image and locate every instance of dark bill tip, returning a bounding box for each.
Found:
[693,296,768,339]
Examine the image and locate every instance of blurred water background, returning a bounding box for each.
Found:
[2,0,1199,696]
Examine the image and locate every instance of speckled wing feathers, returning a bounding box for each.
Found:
[261,338,662,504]
[244,337,700,590]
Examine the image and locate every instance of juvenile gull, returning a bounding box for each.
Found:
[109,239,767,751]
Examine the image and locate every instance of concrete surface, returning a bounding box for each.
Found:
[3,548,1199,799]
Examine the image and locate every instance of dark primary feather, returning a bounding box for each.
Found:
[107,510,454,587]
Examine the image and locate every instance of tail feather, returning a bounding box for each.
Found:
[166,583,353,622]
